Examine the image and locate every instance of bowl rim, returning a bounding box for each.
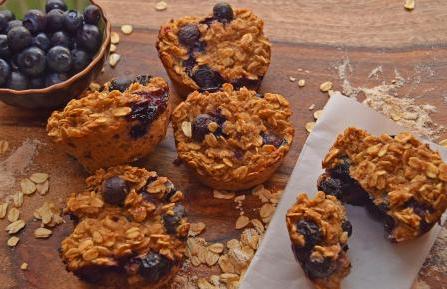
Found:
[0,0,111,95]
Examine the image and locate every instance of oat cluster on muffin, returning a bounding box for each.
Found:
[318,127,447,242]
[286,192,352,289]
[60,165,190,288]
[156,2,271,97]
[47,75,171,172]
[171,83,294,190]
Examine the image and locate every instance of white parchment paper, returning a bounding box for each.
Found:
[240,93,447,289]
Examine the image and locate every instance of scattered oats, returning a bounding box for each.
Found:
[320,81,333,92]
[6,220,25,234]
[308,103,315,110]
[109,44,117,53]
[197,278,213,289]
[20,262,28,270]
[205,251,220,266]
[208,243,224,254]
[34,202,64,227]
[111,32,120,44]
[7,236,19,247]
[21,178,36,195]
[235,215,250,229]
[298,79,306,87]
[226,239,240,249]
[241,228,260,250]
[404,0,415,10]
[89,82,101,91]
[218,254,235,273]
[112,107,132,117]
[305,121,316,133]
[213,190,235,200]
[191,255,201,266]
[29,173,48,184]
[439,139,447,148]
[0,140,9,155]
[182,121,192,138]
[234,195,245,202]
[189,222,206,237]
[36,180,49,195]
[313,109,323,120]
[288,76,296,82]
[155,1,168,11]
[34,227,52,239]
[0,202,8,218]
[198,244,208,264]
[108,53,121,67]
[7,207,20,222]
[260,203,275,219]
[13,192,23,208]
[251,219,265,234]
[121,24,133,35]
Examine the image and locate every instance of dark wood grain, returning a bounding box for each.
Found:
[1,1,447,289]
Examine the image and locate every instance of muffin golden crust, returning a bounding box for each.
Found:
[156,2,271,97]
[47,75,171,172]
[286,192,352,289]
[60,166,189,288]
[172,83,294,190]
[318,127,447,242]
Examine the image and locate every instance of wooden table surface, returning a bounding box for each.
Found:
[1,1,447,289]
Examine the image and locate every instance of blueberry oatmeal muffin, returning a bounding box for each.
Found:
[47,75,171,172]
[171,83,294,190]
[60,165,190,288]
[156,2,271,98]
[286,192,352,289]
[318,127,447,242]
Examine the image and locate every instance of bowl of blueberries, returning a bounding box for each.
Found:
[0,0,111,109]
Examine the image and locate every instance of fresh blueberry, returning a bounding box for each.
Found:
[33,33,50,51]
[47,45,72,72]
[6,71,28,90]
[63,10,83,33]
[342,220,352,237]
[17,46,46,76]
[7,26,32,52]
[297,220,322,248]
[192,65,223,91]
[45,0,67,13]
[0,34,10,57]
[213,2,234,23]
[0,14,8,33]
[0,10,15,22]
[109,77,133,92]
[6,20,22,33]
[0,58,10,86]
[46,9,65,32]
[50,31,73,48]
[130,252,173,283]
[29,76,45,89]
[45,72,68,86]
[178,24,200,46]
[71,49,90,72]
[261,132,285,147]
[83,5,100,25]
[23,9,47,34]
[163,205,186,234]
[102,176,128,206]
[76,24,100,52]
[135,74,152,86]
[191,114,215,142]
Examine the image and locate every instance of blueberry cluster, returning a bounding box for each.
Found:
[0,0,102,90]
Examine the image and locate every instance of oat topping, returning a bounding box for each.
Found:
[172,84,294,185]
[322,127,447,242]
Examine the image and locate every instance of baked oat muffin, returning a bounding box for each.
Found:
[171,83,294,190]
[318,127,447,242]
[156,2,271,98]
[60,165,190,288]
[286,192,352,289]
[47,75,171,172]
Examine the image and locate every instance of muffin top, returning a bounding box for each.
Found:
[61,165,189,279]
[157,2,271,91]
[47,76,169,141]
[323,127,447,241]
[172,83,294,183]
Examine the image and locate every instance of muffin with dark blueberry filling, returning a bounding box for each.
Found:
[286,192,352,289]
[171,83,294,190]
[156,2,271,98]
[61,165,189,288]
[47,75,171,172]
[319,127,447,242]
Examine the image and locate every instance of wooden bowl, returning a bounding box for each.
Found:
[0,0,111,109]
